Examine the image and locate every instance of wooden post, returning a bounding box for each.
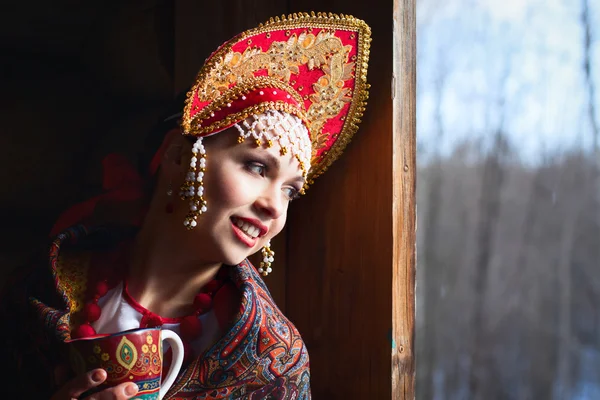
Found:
[392,0,417,398]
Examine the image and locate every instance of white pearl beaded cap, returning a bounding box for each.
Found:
[233,110,312,177]
[180,136,208,229]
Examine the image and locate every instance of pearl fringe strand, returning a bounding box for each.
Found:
[181,136,208,229]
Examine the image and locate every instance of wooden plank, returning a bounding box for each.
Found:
[392,0,416,398]
[285,1,397,397]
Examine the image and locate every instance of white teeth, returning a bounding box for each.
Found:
[233,218,260,239]
[241,223,258,238]
[248,225,258,237]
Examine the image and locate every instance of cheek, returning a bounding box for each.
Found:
[205,164,250,208]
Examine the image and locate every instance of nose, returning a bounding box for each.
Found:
[253,185,286,220]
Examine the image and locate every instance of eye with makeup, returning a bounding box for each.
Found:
[244,160,301,201]
[245,161,267,176]
[282,186,301,201]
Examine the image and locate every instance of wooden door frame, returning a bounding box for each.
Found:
[392,0,417,398]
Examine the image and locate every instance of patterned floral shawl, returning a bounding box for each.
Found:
[0,224,310,399]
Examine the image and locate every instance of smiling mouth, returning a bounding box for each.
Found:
[231,217,264,240]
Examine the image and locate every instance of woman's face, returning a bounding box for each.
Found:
[167,128,305,266]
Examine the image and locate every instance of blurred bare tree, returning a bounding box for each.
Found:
[416,0,600,399]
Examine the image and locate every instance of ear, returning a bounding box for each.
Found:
[160,129,189,170]
[149,127,187,175]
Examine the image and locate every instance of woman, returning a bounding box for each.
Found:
[1,12,370,399]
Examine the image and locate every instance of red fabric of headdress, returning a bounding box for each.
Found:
[182,12,371,184]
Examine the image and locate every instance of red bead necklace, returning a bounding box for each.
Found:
[72,267,229,363]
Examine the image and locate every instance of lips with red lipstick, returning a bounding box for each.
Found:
[230,216,268,247]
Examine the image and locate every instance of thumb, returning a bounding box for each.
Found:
[51,369,106,400]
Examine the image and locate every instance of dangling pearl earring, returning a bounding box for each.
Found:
[258,241,275,276]
[165,181,174,214]
[181,136,208,229]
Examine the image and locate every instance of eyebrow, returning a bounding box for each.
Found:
[260,150,306,186]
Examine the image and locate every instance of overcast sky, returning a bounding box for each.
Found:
[417,0,600,163]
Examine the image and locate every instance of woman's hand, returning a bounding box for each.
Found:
[50,368,139,400]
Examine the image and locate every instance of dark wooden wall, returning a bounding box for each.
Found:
[2,1,415,397]
[1,0,176,270]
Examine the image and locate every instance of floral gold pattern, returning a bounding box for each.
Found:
[182,12,371,186]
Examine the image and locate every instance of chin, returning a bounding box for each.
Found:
[220,251,251,266]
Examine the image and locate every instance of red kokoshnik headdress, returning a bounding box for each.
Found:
[182,12,371,182]
[178,12,371,229]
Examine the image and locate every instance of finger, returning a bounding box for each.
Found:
[85,382,139,400]
[51,369,107,400]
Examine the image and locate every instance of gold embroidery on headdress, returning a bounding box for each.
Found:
[182,12,371,186]
[199,31,349,98]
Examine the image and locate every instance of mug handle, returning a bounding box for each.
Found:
[159,329,184,399]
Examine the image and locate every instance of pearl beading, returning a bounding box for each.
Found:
[180,137,208,229]
[233,110,312,177]
[258,241,275,276]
